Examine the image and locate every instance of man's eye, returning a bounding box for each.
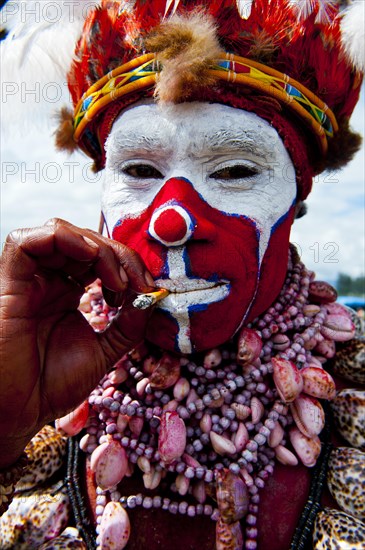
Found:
[210,165,258,180]
[123,164,163,178]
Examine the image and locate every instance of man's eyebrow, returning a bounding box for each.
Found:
[110,130,166,152]
[189,129,270,158]
[109,127,272,159]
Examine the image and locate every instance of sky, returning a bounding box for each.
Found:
[0,0,364,286]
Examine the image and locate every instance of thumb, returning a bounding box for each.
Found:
[97,290,152,369]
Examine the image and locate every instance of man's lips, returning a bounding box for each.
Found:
[154,277,230,293]
[153,277,231,311]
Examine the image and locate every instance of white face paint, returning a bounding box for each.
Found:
[102,102,297,353]
[103,102,296,261]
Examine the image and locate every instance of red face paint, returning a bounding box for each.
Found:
[112,177,295,353]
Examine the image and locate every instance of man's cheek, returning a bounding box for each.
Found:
[112,215,168,277]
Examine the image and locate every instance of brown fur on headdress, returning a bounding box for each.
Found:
[145,11,221,103]
[54,106,78,153]
[314,119,363,174]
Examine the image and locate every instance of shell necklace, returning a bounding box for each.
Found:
[69,245,355,550]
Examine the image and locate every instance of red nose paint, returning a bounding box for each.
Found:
[152,207,188,244]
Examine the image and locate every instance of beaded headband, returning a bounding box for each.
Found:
[73,52,338,156]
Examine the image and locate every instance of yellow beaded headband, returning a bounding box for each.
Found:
[73,52,338,155]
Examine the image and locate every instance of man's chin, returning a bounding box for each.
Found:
[146,305,243,355]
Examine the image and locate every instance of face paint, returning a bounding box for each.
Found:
[103,102,297,353]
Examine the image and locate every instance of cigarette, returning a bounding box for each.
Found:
[132,288,169,310]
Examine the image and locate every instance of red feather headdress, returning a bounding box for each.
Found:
[55,0,363,199]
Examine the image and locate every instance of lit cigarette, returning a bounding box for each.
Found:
[132,288,169,310]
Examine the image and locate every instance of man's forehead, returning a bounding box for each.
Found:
[107,103,279,158]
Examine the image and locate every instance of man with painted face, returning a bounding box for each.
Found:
[104,103,297,354]
[0,1,364,549]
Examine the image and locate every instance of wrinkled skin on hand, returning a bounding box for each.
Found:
[0,218,153,468]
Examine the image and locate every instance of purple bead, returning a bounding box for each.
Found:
[201,433,210,445]
[212,424,223,434]
[226,380,236,392]
[110,402,120,412]
[245,540,257,550]
[153,495,162,508]
[246,441,258,452]
[179,406,190,419]
[176,462,186,474]
[178,502,188,514]
[242,449,253,462]
[204,504,213,516]
[204,470,214,483]
[102,397,114,408]
[203,395,212,406]
[268,411,279,421]
[185,467,195,479]
[219,417,230,429]
[255,477,265,489]
[169,502,178,514]
[144,446,153,459]
[185,444,195,455]
[142,497,153,509]
[259,426,271,438]
[193,440,203,452]
[246,527,258,539]
[246,514,257,526]
[127,496,137,508]
[229,463,240,475]
[211,509,220,521]
[187,505,196,517]
[195,467,205,479]
[249,485,258,495]
[106,423,117,434]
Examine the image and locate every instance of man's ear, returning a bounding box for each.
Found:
[294,201,307,219]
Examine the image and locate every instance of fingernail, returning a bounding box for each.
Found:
[120,267,128,283]
[83,236,99,250]
[102,286,124,308]
[144,271,155,287]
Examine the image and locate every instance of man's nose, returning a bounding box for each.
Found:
[147,177,217,246]
[148,204,195,246]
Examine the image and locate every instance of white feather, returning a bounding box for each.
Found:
[289,0,343,25]
[288,0,316,19]
[0,1,100,134]
[164,0,182,18]
[340,0,365,72]
[236,0,253,19]
[314,0,337,24]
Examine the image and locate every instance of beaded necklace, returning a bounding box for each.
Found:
[78,245,353,550]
